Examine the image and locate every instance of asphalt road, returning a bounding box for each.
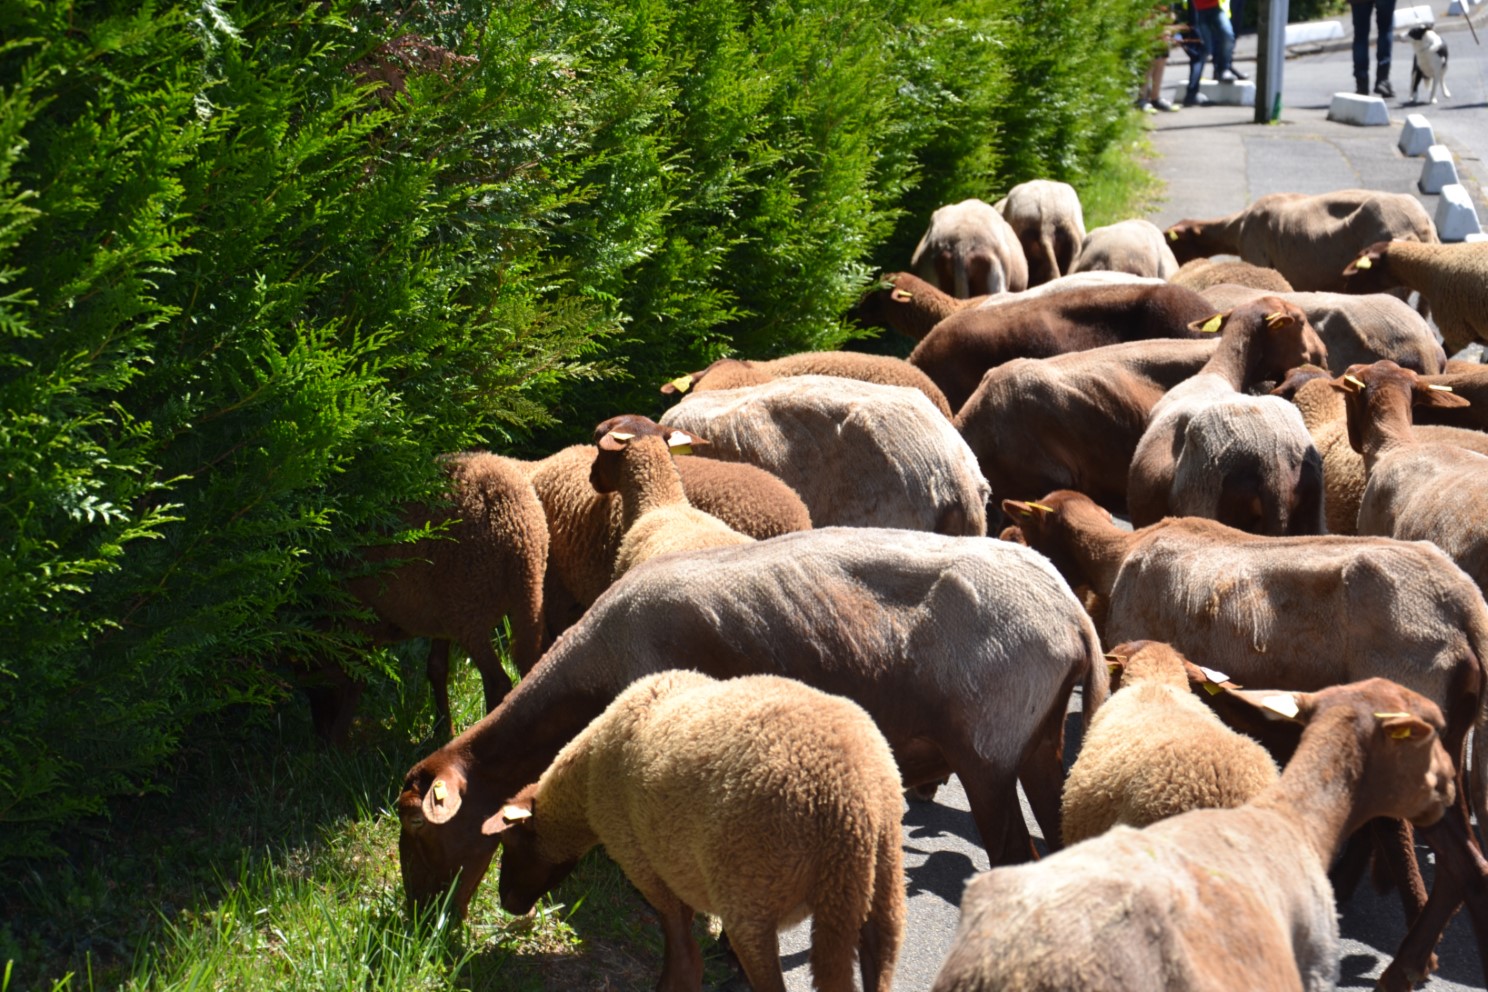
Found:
[771,23,1488,992]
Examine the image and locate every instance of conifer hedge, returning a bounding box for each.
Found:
[0,0,1151,858]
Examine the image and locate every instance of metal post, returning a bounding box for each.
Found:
[1255,0,1290,123]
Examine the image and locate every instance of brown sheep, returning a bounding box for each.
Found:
[1164,189,1438,292]
[659,351,953,419]
[854,272,986,341]
[1342,241,1488,352]
[1169,257,1295,293]
[908,281,1217,413]
[486,672,905,992]
[334,452,547,739]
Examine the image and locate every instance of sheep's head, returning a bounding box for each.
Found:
[589,414,709,493]
[1223,678,1454,830]
[658,358,767,396]
[999,490,1111,588]
[1162,220,1215,264]
[481,786,581,915]
[1329,360,1470,454]
[1340,240,1395,294]
[1193,297,1327,382]
[398,757,498,919]
[1104,640,1195,693]
[1270,364,1333,402]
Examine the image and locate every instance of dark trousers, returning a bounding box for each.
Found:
[1351,0,1397,83]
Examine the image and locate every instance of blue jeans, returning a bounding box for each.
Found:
[1351,0,1397,83]
[1195,7,1235,80]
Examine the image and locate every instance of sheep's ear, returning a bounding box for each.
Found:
[1180,658,1238,696]
[890,287,914,302]
[1329,373,1366,395]
[665,429,707,455]
[1413,382,1471,410]
[1189,311,1229,335]
[480,801,533,837]
[598,430,634,452]
[1343,245,1385,275]
[1001,499,1052,520]
[1165,225,1184,242]
[1374,712,1436,743]
[1263,310,1296,331]
[660,374,694,395]
[1224,688,1314,723]
[422,769,466,826]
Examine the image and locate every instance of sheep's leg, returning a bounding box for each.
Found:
[509,591,545,677]
[857,828,905,992]
[639,887,703,992]
[724,919,787,992]
[1371,818,1430,932]
[1379,808,1488,991]
[425,638,453,737]
[467,637,513,716]
[961,767,1030,865]
[1017,690,1071,852]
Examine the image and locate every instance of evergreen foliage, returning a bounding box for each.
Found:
[0,0,1152,859]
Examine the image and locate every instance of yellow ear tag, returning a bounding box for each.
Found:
[432,780,447,802]
[1107,661,1120,675]
[1168,229,1180,242]
[665,430,694,456]
[1261,694,1300,719]
[1354,257,1373,270]
[891,288,914,302]
[1265,311,1288,328]
[1343,374,1365,391]
[670,444,693,456]
[1200,315,1223,334]
[668,374,693,393]
[501,804,532,822]
[607,431,635,442]
[1428,384,1455,392]
[1197,665,1230,695]
[1027,502,1055,514]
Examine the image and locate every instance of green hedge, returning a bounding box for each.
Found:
[0,0,1152,859]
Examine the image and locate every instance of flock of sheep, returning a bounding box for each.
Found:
[335,179,1488,990]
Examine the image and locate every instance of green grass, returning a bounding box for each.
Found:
[0,127,1164,992]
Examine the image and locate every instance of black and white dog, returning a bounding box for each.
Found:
[1407,25,1451,105]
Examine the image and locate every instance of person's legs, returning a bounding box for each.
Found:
[1351,1,1374,93]
[1374,0,1397,93]
[1188,16,1214,103]
[1212,9,1237,79]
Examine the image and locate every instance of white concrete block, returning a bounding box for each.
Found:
[1285,21,1346,46]
[1168,79,1257,108]
[1327,92,1391,126]
[1435,184,1484,242]
[1467,233,1488,244]
[1419,144,1459,194]
[1398,114,1436,156]
[1394,5,1436,28]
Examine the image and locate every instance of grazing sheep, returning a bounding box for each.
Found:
[1069,219,1180,279]
[588,415,752,580]
[398,528,1106,917]
[1164,189,1438,292]
[930,678,1457,992]
[1337,362,1488,598]
[995,180,1086,286]
[1272,365,1488,535]
[660,376,989,534]
[486,671,905,992]
[1199,285,1446,374]
[333,451,547,739]
[659,351,953,419]
[1169,258,1295,293]
[1061,640,1279,846]
[1342,241,1488,352]
[970,271,1165,310]
[525,443,810,635]
[854,272,986,341]
[909,281,1216,413]
[955,338,1219,516]
[1127,298,1327,534]
[911,198,1029,297]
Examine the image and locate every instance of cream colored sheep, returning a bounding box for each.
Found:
[660,376,990,535]
[1200,285,1446,374]
[660,351,953,418]
[485,671,905,992]
[911,198,1028,297]
[1061,640,1278,846]
[1169,258,1294,293]
[994,180,1085,286]
[1343,241,1488,352]
[588,414,752,580]
[1069,219,1179,279]
[930,679,1457,992]
[339,451,546,739]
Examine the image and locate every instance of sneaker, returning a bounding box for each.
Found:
[1374,78,1394,98]
[1182,92,1212,108]
[1217,69,1239,83]
[1152,98,1179,112]
[1229,68,1250,81]
[1136,98,1156,114]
